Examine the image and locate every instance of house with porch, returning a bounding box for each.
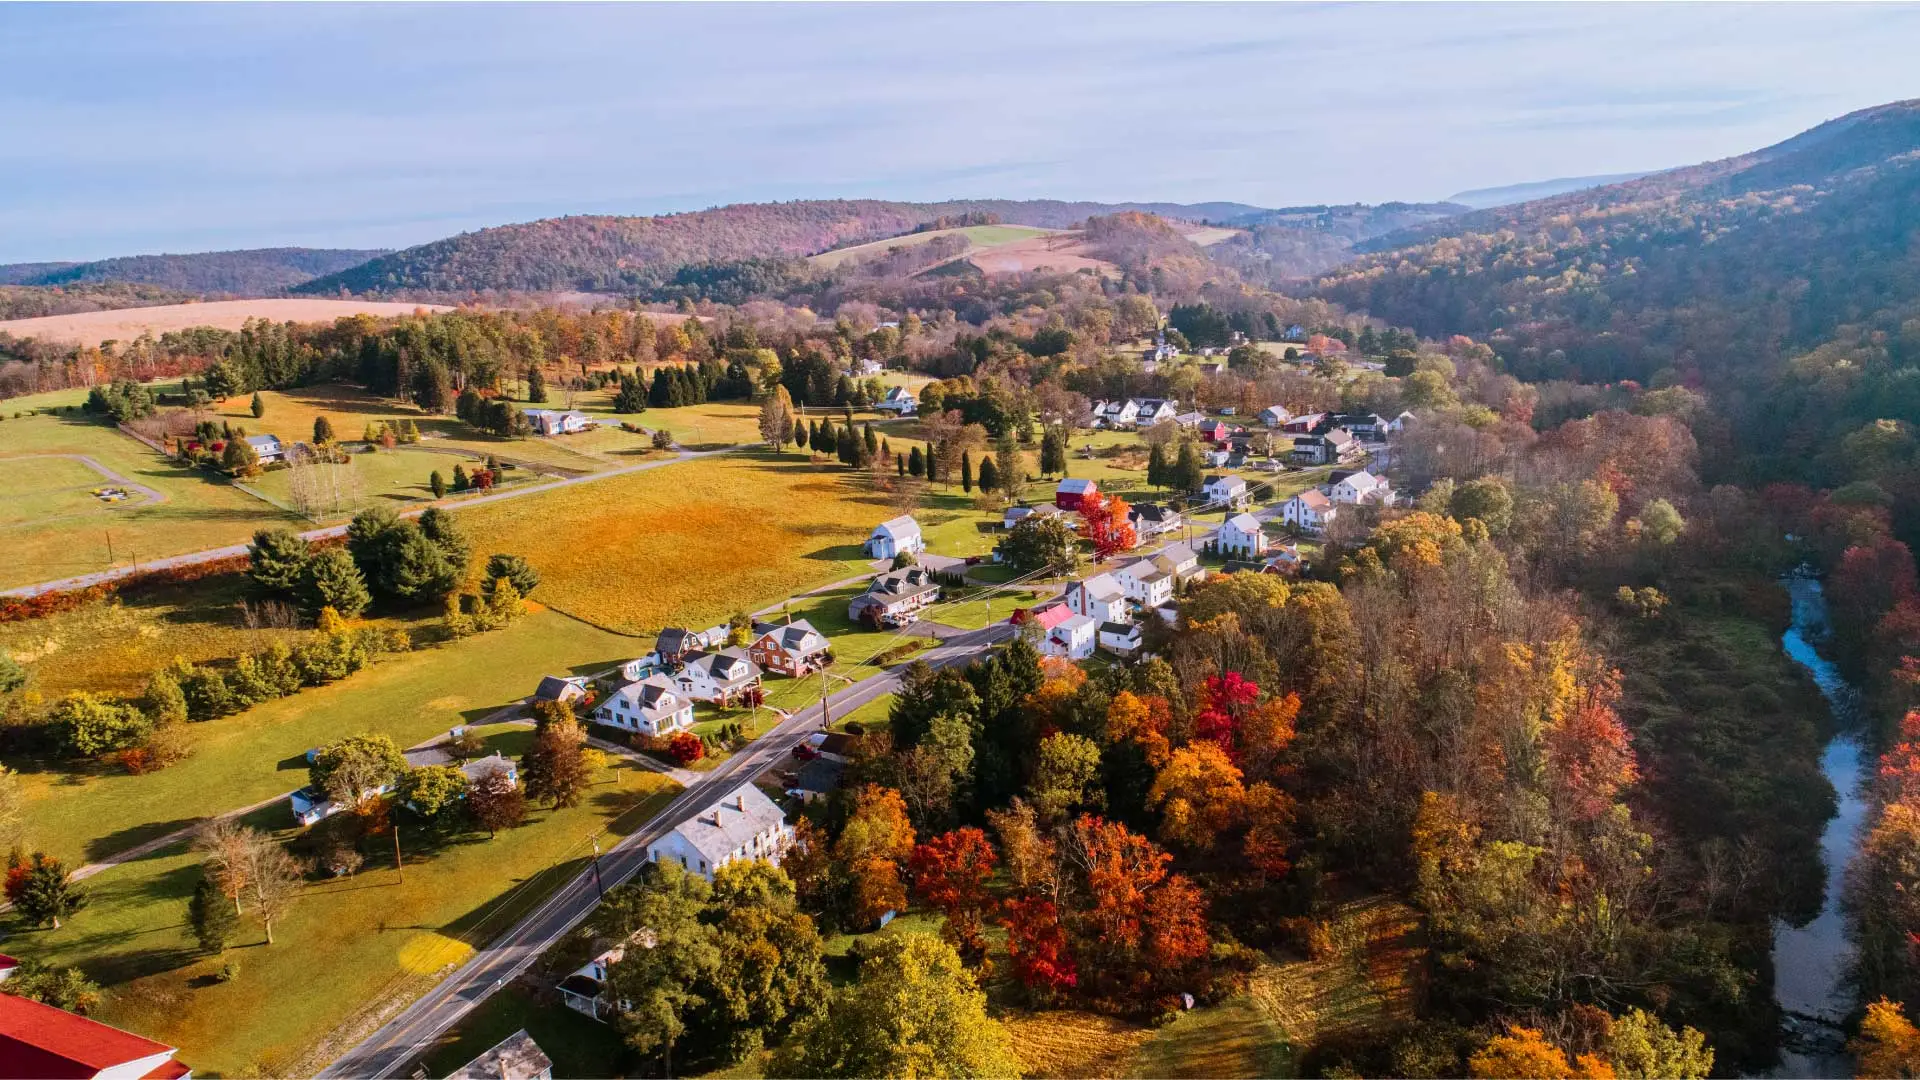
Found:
[1115,557,1175,609]
[1065,572,1129,624]
[245,433,286,464]
[1202,474,1252,509]
[848,566,941,627]
[647,783,792,880]
[1215,513,1271,559]
[874,386,917,415]
[1329,469,1393,506]
[749,619,832,677]
[595,674,695,736]
[672,649,762,705]
[1152,541,1205,583]
[1041,613,1098,660]
[1281,489,1339,535]
[1128,502,1181,539]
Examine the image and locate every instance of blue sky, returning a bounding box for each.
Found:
[2,2,1916,263]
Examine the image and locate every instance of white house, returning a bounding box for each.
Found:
[1098,621,1144,656]
[1259,405,1293,428]
[1097,399,1142,428]
[1387,410,1416,434]
[1202,474,1252,509]
[647,784,792,881]
[558,940,641,1022]
[1041,613,1098,660]
[1003,504,1063,530]
[245,433,286,464]
[1065,573,1129,624]
[1216,513,1270,558]
[1128,502,1181,539]
[1330,469,1393,506]
[875,386,917,415]
[864,515,925,560]
[523,409,592,436]
[1134,398,1179,425]
[1282,489,1338,535]
[1116,557,1176,609]
[596,674,694,735]
[672,649,763,705]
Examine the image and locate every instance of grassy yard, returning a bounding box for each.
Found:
[0,413,304,588]
[808,225,1057,269]
[239,443,548,521]
[5,733,679,1076]
[458,449,896,635]
[13,608,641,865]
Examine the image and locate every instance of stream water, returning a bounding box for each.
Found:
[1771,575,1867,1076]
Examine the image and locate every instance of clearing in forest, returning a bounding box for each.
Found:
[0,299,453,347]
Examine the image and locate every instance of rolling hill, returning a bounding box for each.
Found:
[290,199,1269,297]
[1316,99,1920,389]
[1445,172,1652,209]
[0,247,388,295]
[1206,201,1469,282]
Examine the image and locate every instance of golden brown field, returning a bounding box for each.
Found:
[0,298,453,346]
[458,449,892,633]
[968,234,1115,276]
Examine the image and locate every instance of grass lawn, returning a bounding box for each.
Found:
[830,692,894,734]
[239,443,548,521]
[0,414,303,588]
[459,449,895,635]
[4,739,679,1076]
[414,984,634,1078]
[1122,993,1293,1079]
[13,608,642,866]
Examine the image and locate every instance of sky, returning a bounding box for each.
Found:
[2,2,1916,263]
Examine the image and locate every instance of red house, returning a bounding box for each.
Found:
[1055,477,1099,511]
[1011,600,1075,632]
[1199,420,1230,444]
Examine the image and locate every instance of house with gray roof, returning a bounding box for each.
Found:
[447,1029,554,1080]
[595,673,694,736]
[647,783,792,880]
[848,566,941,627]
[672,649,762,705]
[864,515,925,560]
[749,619,832,677]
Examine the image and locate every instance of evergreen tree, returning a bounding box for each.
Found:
[5,852,86,929]
[909,445,925,478]
[429,471,447,499]
[452,463,469,491]
[249,391,265,419]
[1147,442,1168,489]
[961,451,973,493]
[247,528,311,596]
[313,415,335,445]
[649,367,674,408]
[302,546,371,617]
[978,455,999,494]
[1174,439,1204,493]
[898,455,907,478]
[527,364,548,402]
[795,420,810,450]
[1040,426,1066,476]
[864,423,879,460]
[188,876,238,952]
[816,420,837,456]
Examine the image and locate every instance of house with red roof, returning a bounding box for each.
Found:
[0,992,189,1079]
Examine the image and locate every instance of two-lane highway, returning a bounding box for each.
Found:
[319,621,1015,1079]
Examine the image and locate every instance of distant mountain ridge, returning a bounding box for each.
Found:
[1317,98,1920,387]
[0,247,388,295]
[291,199,1273,297]
[1206,201,1470,282]
[1446,172,1652,210]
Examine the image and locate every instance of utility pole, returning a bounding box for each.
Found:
[393,824,403,881]
[590,837,605,898]
[105,529,114,567]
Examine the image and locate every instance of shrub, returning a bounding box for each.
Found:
[666,731,705,764]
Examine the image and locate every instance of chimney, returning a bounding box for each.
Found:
[733,794,747,812]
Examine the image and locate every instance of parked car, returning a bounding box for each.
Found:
[964,555,986,565]
[792,744,820,761]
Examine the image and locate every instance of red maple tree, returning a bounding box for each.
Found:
[1078,493,1137,562]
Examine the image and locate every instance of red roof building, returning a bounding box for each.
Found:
[1011,600,1074,632]
[0,993,189,1079]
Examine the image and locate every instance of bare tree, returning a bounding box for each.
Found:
[246,842,304,945]
[193,820,257,915]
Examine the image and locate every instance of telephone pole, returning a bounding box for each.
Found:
[393,824,403,881]
[590,837,605,898]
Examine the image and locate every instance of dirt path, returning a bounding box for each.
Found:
[0,442,745,599]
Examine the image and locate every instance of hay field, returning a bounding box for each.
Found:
[1180,225,1242,246]
[0,299,454,346]
[459,449,890,634]
[968,233,1115,276]
[808,225,1058,269]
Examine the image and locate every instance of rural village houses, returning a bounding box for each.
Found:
[848,565,941,627]
[647,783,793,881]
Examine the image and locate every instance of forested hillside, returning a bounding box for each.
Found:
[0,247,387,295]
[1208,201,1467,281]
[0,282,197,322]
[292,199,1271,297]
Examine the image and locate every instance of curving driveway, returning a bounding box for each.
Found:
[3,452,168,506]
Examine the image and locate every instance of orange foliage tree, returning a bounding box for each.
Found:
[1079,493,1137,562]
[909,827,999,965]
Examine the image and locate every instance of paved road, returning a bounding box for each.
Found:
[318,621,1015,1080]
[0,443,743,599]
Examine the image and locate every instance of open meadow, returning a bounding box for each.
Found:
[0,412,303,589]
[12,607,640,866]
[457,449,901,634]
[807,225,1059,270]
[0,299,452,347]
[6,724,678,1076]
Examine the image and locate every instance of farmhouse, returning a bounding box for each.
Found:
[447,1030,554,1080]
[557,941,641,1022]
[1260,405,1293,427]
[749,618,832,676]
[1099,621,1144,656]
[647,784,792,880]
[1094,399,1140,428]
[1216,513,1270,558]
[1115,557,1175,609]
[1056,477,1099,511]
[672,649,762,705]
[654,627,715,667]
[1329,469,1393,506]
[1041,613,1098,660]
[848,566,941,627]
[875,386,917,415]
[244,433,286,464]
[1003,503,1063,530]
[523,409,592,436]
[596,674,694,735]
[1134,398,1179,425]
[864,515,925,560]
[1201,474,1252,509]
[1282,489,1339,535]
[0,992,191,1080]
[1128,502,1181,539]
[1065,572,1129,624]
[1153,541,1204,583]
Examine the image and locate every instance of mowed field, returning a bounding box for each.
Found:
[459,449,892,634]
[0,413,303,588]
[967,232,1116,275]
[806,224,1059,270]
[0,299,453,347]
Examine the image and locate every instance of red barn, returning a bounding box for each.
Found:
[1055,477,1099,511]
